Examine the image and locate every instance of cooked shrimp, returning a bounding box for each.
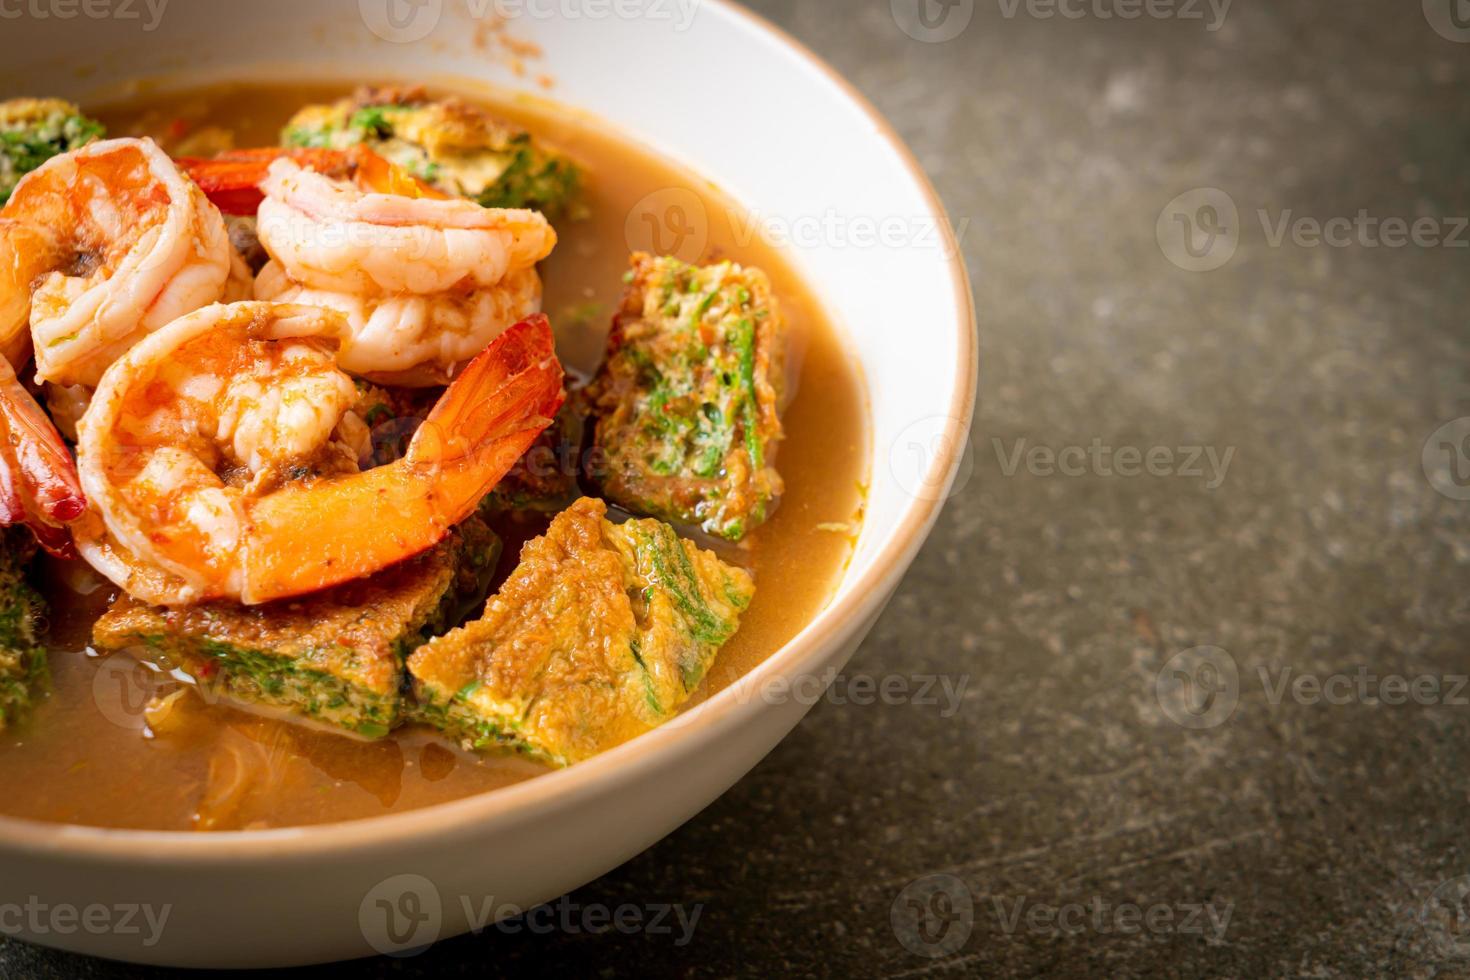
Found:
[0,219,52,370]
[75,303,564,606]
[0,137,235,389]
[0,138,242,555]
[257,157,556,295]
[188,146,555,383]
[0,353,85,556]
[254,259,543,386]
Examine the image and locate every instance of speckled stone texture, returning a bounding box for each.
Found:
[6,0,1470,977]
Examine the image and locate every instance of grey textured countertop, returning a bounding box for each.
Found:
[6,0,1470,977]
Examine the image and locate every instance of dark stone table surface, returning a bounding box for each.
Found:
[5,0,1470,976]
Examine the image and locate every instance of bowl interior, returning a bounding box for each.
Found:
[0,3,973,858]
[0,5,974,966]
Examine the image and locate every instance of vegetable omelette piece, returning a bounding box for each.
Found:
[408,497,755,767]
[0,98,105,205]
[0,528,47,730]
[281,85,581,221]
[92,518,500,739]
[588,253,788,541]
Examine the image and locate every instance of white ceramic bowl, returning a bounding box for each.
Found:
[0,1,975,967]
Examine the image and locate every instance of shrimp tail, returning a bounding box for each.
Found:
[177,148,354,216]
[409,314,568,520]
[178,146,445,216]
[0,355,84,557]
[410,312,564,470]
[239,314,564,605]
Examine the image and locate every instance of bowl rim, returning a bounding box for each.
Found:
[0,0,978,860]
